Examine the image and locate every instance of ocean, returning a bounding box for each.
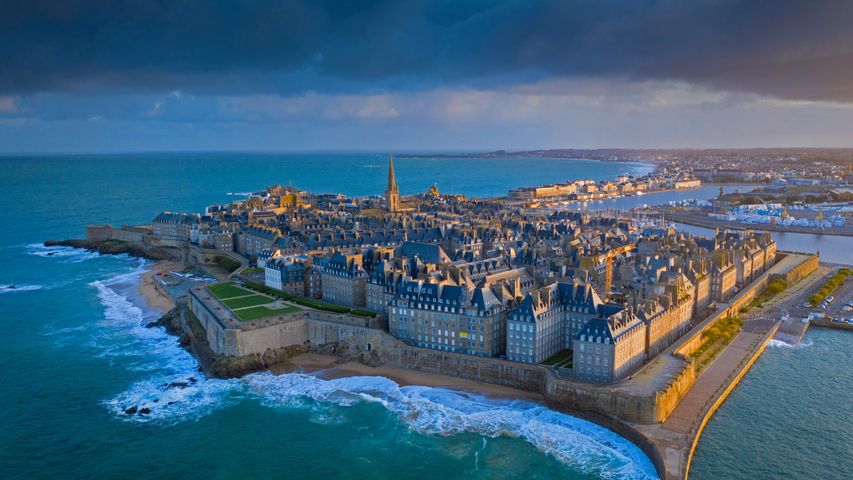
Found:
[0,153,848,479]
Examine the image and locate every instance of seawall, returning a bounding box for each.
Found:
[681,322,780,479]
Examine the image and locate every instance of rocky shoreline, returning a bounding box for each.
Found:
[44,238,178,261]
[145,305,317,379]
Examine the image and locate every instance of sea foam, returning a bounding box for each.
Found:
[93,268,658,479]
[243,373,658,479]
[27,243,102,263]
[768,338,814,349]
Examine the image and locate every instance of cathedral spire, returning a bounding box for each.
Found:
[387,154,398,193]
[385,154,400,212]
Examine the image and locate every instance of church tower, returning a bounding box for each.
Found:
[385,154,400,212]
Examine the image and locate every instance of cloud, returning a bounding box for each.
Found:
[0,1,851,103]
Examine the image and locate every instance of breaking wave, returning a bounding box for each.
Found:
[27,243,102,263]
[768,338,814,349]
[244,373,658,479]
[92,268,657,479]
[92,273,241,423]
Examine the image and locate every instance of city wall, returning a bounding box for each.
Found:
[86,224,149,243]
[190,289,692,425]
[681,321,780,480]
[673,252,817,358]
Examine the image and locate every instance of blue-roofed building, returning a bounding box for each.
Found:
[318,252,368,307]
[152,212,200,241]
[237,224,281,258]
[388,279,510,357]
[365,259,417,314]
[399,241,450,265]
[264,255,308,296]
[507,281,608,364]
[573,311,646,384]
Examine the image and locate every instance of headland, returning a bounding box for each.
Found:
[49,153,851,479]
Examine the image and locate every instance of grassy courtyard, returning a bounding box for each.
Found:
[207,282,301,321]
[223,294,275,309]
[207,282,254,300]
[234,305,299,321]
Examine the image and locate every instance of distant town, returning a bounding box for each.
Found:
[55,152,851,479]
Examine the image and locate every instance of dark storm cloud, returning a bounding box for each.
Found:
[2,0,852,102]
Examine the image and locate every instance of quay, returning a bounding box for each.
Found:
[811,316,853,332]
[659,207,853,238]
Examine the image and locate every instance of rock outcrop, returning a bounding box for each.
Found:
[44,239,178,261]
[210,343,309,378]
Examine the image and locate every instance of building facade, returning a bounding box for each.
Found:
[318,252,368,307]
[388,280,508,357]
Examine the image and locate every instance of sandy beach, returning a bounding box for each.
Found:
[138,260,181,314]
[272,352,543,402]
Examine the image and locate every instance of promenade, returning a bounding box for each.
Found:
[635,317,779,479]
[635,263,827,479]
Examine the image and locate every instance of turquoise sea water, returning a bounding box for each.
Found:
[0,154,657,480]
[0,153,847,479]
[691,329,853,479]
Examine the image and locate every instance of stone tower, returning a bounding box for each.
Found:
[385,154,400,212]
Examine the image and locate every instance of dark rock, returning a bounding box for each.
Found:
[166,381,189,389]
[138,408,151,415]
[124,406,138,415]
[43,239,179,262]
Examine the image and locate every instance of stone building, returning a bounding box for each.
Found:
[573,310,646,383]
[318,252,368,307]
[710,251,737,301]
[388,279,508,357]
[152,212,199,241]
[264,256,307,296]
[237,224,280,258]
[366,260,412,314]
[506,281,609,364]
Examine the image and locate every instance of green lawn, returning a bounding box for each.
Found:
[207,282,253,300]
[235,305,300,321]
[223,294,274,309]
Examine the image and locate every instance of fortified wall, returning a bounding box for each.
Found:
[186,251,819,427]
[86,224,149,243]
[673,251,818,358]
[189,287,690,424]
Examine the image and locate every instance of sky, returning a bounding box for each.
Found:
[1,0,853,153]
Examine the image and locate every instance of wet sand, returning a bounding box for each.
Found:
[138,260,181,314]
[272,352,543,402]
